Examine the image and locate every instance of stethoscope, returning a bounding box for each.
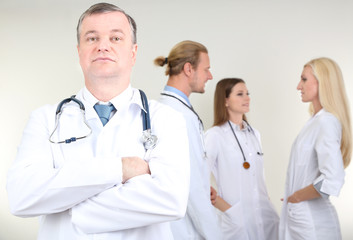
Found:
[228,120,263,169]
[161,92,207,158]
[49,90,157,151]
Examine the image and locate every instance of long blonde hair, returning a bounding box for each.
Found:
[305,57,352,168]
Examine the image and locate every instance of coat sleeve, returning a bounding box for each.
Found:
[313,115,345,196]
[181,122,223,239]
[205,128,220,180]
[70,102,190,233]
[6,105,123,217]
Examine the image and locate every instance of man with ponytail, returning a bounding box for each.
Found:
[155,40,223,239]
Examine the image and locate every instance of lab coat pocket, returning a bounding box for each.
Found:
[221,202,248,240]
[287,202,316,240]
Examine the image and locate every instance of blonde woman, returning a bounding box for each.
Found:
[279,57,352,239]
[205,78,279,240]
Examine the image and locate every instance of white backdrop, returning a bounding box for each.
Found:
[1,0,353,239]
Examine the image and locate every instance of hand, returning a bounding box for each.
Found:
[122,157,150,183]
[213,196,231,212]
[287,192,301,203]
[287,184,321,203]
[210,186,218,205]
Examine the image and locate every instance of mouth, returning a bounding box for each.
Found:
[93,57,115,62]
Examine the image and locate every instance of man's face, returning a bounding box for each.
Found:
[77,11,137,82]
[189,52,213,93]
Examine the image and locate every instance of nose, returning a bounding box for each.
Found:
[297,81,302,90]
[208,70,213,80]
[98,38,110,52]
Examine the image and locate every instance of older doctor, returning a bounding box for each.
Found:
[155,40,223,239]
[279,57,352,239]
[7,3,190,240]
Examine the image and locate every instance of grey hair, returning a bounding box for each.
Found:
[76,2,137,45]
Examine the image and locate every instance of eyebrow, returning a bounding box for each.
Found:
[83,30,97,37]
[83,29,125,37]
[111,29,125,35]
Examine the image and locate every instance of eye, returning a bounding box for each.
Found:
[87,37,98,42]
[112,36,121,42]
[237,93,243,96]
[247,92,250,96]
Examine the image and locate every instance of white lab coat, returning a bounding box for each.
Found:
[205,121,279,240]
[7,86,190,240]
[159,90,223,240]
[279,109,345,240]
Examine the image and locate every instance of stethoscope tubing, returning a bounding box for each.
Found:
[160,93,204,127]
[49,90,157,150]
[227,120,264,165]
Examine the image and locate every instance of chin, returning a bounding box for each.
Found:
[194,89,205,94]
[93,71,119,79]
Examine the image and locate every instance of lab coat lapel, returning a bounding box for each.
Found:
[221,123,241,150]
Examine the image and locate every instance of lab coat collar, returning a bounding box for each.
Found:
[306,108,326,125]
[313,108,325,118]
[163,86,191,106]
[223,120,250,133]
[161,89,191,107]
[76,85,145,120]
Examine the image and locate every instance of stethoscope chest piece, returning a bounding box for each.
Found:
[138,90,158,150]
[243,162,250,169]
[141,129,158,150]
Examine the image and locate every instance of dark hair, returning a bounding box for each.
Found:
[213,78,247,126]
[76,2,137,45]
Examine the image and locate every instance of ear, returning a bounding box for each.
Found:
[225,98,229,107]
[131,44,138,65]
[183,62,193,77]
[77,44,82,64]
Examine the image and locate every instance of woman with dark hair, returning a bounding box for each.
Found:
[205,78,279,240]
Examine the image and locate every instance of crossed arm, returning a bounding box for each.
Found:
[7,104,190,233]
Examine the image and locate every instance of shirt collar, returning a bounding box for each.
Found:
[82,85,134,109]
[109,85,134,111]
[80,85,143,120]
[224,120,250,132]
[164,85,191,106]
